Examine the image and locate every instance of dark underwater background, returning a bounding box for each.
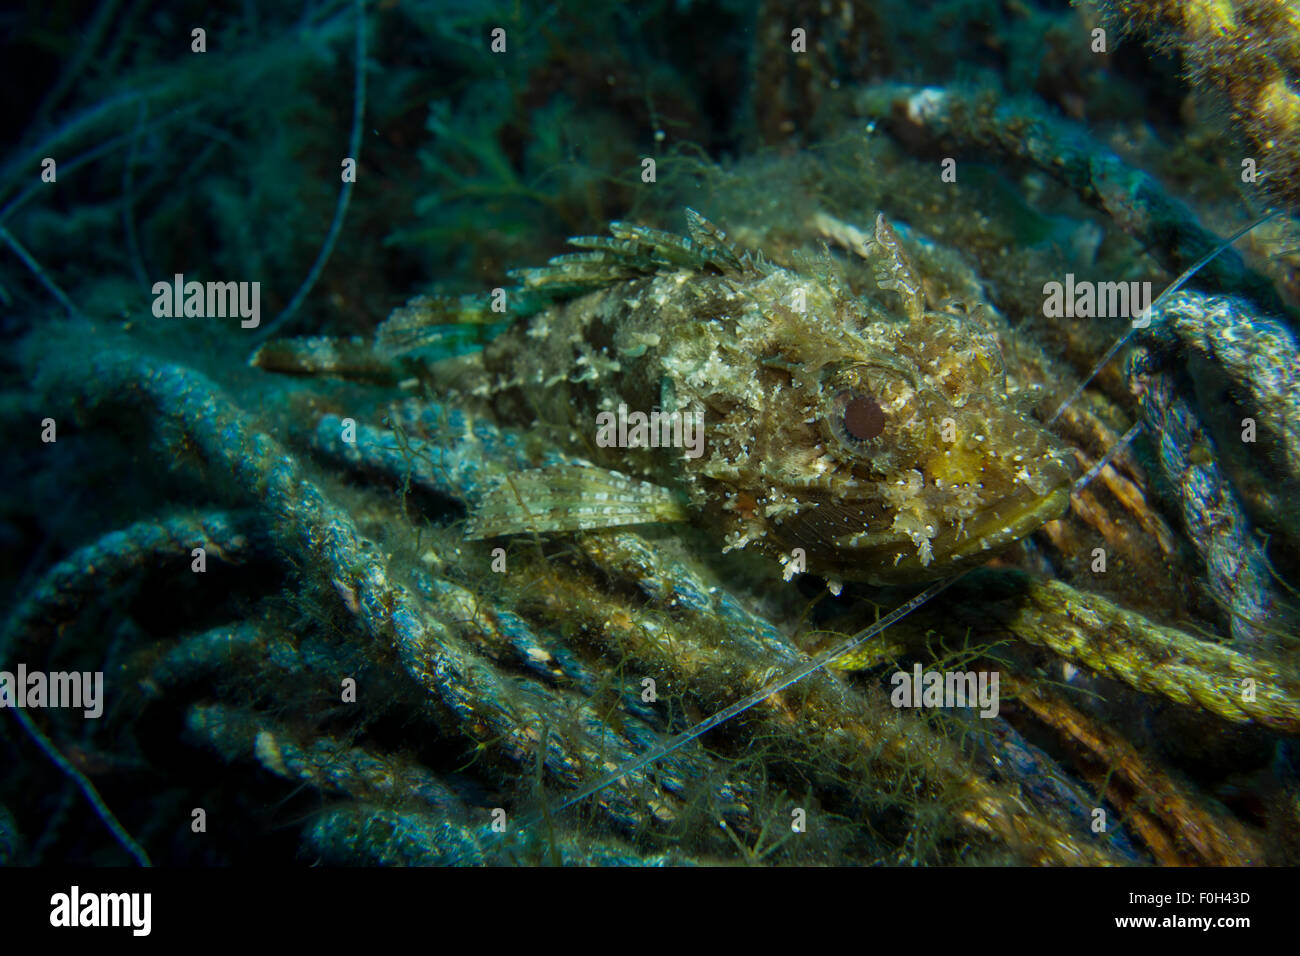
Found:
[2,0,1299,866]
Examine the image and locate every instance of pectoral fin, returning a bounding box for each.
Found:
[466,465,688,539]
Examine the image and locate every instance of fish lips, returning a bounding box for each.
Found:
[840,483,1070,585]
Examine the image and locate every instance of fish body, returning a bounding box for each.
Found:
[450,211,1071,584]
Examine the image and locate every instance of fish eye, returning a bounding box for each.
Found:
[828,389,887,447]
[818,361,921,458]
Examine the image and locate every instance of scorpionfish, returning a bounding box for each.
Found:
[425,208,1072,586]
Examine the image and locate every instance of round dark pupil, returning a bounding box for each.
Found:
[843,395,885,441]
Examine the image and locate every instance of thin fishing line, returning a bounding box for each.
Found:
[1046,211,1280,428]
[1072,420,1143,497]
[528,572,963,824]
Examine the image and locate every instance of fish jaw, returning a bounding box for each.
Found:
[870,482,1069,583]
[810,481,1070,585]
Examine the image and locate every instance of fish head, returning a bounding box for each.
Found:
[684,271,1071,584]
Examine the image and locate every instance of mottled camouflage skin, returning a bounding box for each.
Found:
[463,212,1071,584]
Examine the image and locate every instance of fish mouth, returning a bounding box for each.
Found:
[843,483,1070,584]
[944,484,1070,563]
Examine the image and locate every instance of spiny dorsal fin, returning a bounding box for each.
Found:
[508,208,754,298]
[684,207,746,272]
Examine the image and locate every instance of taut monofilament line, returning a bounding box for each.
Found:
[524,573,963,826]
[1046,210,1282,429]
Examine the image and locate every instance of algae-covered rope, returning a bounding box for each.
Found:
[993,577,1300,732]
